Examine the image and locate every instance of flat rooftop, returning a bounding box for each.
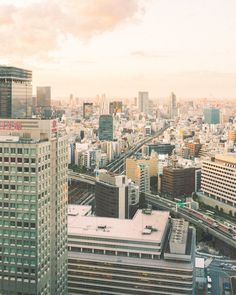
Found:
[68,204,92,217]
[215,153,236,164]
[68,208,170,244]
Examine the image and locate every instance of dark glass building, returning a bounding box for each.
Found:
[98,114,113,140]
[0,66,32,118]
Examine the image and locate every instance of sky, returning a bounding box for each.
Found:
[0,0,236,99]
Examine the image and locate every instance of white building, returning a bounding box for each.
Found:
[134,163,150,192]
[199,153,236,215]
[68,208,195,295]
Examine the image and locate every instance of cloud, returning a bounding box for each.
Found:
[0,0,144,60]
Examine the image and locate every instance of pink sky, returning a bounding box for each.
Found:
[1,0,236,99]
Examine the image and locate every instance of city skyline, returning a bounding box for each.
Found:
[1,0,236,98]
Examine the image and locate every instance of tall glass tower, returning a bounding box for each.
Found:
[0,119,68,294]
[0,66,32,118]
[98,115,113,141]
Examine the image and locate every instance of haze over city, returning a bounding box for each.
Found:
[1,0,236,98]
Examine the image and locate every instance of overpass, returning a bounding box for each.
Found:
[107,124,170,174]
[68,171,96,185]
[144,192,236,249]
[68,172,236,248]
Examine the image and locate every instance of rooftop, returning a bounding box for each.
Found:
[68,208,170,244]
[215,153,236,165]
[68,205,92,217]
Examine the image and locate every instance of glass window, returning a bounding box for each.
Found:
[17,148,23,154]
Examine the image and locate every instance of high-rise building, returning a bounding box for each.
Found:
[169,92,178,118]
[68,208,195,295]
[83,102,93,119]
[161,165,197,199]
[203,107,220,124]
[109,101,122,115]
[0,66,32,118]
[134,163,150,192]
[138,91,149,113]
[0,118,68,294]
[36,86,51,108]
[98,115,113,141]
[199,154,236,215]
[95,171,139,219]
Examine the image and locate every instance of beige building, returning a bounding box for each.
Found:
[199,154,236,216]
[228,129,236,143]
[126,155,158,181]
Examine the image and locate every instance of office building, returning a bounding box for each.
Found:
[109,101,122,115]
[0,118,68,294]
[134,163,150,192]
[68,208,195,295]
[203,107,220,124]
[0,66,32,118]
[36,87,51,108]
[147,143,175,156]
[184,141,202,158]
[95,171,139,219]
[161,165,197,199]
[98,115,113,141]
[169,92,178,118]
[138,91,149,113]
[83,103,93,119]
[199,154,236,215]
[126,155,157,181]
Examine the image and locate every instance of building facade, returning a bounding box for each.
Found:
[95,171,139,219]
[199,154,236,215]
[0,119,68,295]
[161,166,197,199]
[203,107,220,124]
[83,103,93,119]
[68,208,195,295]
[138,91,149,113]
[109,101,122,115]
[0,66,32,119]
[98,115,113,141]
[169,92,178,119]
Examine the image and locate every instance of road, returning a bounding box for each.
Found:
[107,124,170,173]
[207,258,236,295]
[144,192,236,249]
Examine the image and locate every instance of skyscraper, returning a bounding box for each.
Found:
[0,66,32,118]
[36,86,51,108]
[0,118,68,294]
[98,115,113,141]
[169,92,178,118]
[138,91,149,113]
[203,107,220,124]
